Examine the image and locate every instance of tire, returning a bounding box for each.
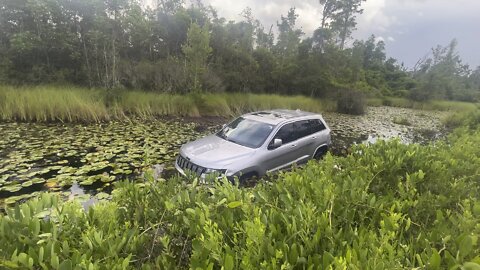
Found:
[314,146,328,160]
[238,171,259,187]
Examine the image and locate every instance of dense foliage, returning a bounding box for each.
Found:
[1,118,479,269]
[0,0,479,101]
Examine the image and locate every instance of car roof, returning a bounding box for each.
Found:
[243,109,320,125]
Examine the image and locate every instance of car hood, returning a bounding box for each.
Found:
[180,135,256,167]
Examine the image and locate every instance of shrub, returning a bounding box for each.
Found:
[382,97,393,106]
[392,116,412,126]
[336,89,366,115]
[443,110,480,129]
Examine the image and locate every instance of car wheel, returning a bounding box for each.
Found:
[239,172,259,187]
[314,146,328,160]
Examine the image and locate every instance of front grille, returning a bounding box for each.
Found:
[177,155,206,176]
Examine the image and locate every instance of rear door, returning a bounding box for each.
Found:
[314,118,330,147]
[292,120,320,163]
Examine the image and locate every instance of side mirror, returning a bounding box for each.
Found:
[272,138,283,149]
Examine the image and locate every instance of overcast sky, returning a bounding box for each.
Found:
[202,0,480,69]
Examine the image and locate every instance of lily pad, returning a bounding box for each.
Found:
[0,119,223,203]
[96,192,110,200]
[3,184,22,193]
[79,176,97,186]
[21,180,34,187]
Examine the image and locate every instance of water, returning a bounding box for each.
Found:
[322,107,447,155]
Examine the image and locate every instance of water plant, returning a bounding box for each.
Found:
[0,121,205,205]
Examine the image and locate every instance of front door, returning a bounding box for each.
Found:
[261,123,303,172]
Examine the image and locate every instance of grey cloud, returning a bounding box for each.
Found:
[202,0,480,68]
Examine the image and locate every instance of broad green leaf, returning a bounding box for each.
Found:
[463,262,480,270]
[227,201,242,209]
[224,254,234,270]
[460,236,473,257]
[429,249,441,270]
[59,260,72,270]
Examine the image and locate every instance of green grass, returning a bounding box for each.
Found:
[0,85,110,122]
[2,85,476,123]
[441,110,480,129]
[0,85,331,123]
[368,97,478,113]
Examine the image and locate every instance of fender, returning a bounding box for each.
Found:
[313,143,329,157]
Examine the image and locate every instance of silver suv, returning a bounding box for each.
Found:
[175,109,331,182]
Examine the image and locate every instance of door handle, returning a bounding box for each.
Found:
[311,136,316,139]
[290,144,296,147]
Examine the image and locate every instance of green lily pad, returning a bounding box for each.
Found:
[112,168,124,174]
[100,175,115,183]
[96,192,110,200]
[4,193,36,204]
[32,178,46,184]
[79,176,97,186]
[58,167,77,174]
[3,184,22,193]
[0,119,209,203]
[21,180,34,187]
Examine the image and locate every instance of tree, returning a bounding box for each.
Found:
[256,24,274,50]
[181,22,212,92]
[331,0,366,49]
[275,8,303,57]
[411,39,472,101]
[314,0,340,50]
[157,0,184,15]
[1,0,470,102]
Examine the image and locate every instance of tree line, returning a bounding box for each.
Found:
[0,0,479,101]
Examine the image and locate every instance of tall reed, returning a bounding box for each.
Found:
[0,85,330,123]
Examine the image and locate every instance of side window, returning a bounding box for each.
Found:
[270,123,295,146]
[313,119,326,133]
[295,120,312,139]
[294,119,326,139]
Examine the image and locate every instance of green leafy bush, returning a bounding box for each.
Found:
[337,90,366,115]
[1,125,480,269]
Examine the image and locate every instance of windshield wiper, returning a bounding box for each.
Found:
[217,132,226,140]
[226,137,238,144]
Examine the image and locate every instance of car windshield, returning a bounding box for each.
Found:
[217,117,274,148]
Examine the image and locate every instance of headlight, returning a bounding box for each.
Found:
[201,168,227,180]
[203,168,227,175]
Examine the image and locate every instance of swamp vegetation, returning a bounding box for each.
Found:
[0,86,331,122]
[0,106,449,207]
[0,0,479,268]
[0,111,479,269]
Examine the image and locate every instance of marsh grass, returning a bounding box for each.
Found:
[368,97,478,113]
[0,85,110,122]
[442,110,480,129]
[3,85,474,123]
[0,85,330,122]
